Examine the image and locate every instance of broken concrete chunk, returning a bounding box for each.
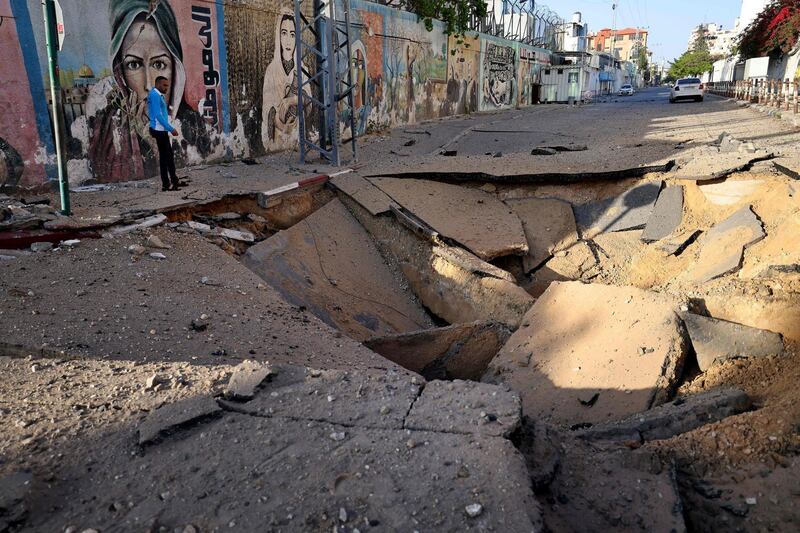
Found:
[138,396,222,446]
[225,365,421,429]
[673,146,774,181]
[699,179,766,206]
[524,241,599,297]
[576,387,751,443]
[574,182,661,235]
[186,220,212,233]
[484,282,689,427]
[657,229,702,257]
[30,242,53,253]
[213,228,255,243]
[106,214,167,236]
[741,216,800,278]
[224,360,273,401]
[364,322,511,381]
[405,380,522,438]
[641,185,684,242]
[505,198,579,272]
[690,205,765,283]
[431,245,516,283]
[682,313,784,371]
[531,147,558,156]
[330,174,398,215]
[369,178,528,261]
[212,212,241,221]
[145,235,171,249]
[243,199,433,341]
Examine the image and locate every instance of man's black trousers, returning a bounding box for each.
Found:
[149,128,178,188]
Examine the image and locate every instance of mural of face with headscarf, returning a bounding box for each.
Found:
[87,0,211,183]
[119,16,175,103]
[262,10,309,151]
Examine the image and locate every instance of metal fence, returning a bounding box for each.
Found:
[706,79,800,114]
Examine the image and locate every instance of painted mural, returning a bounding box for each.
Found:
[2,0,554,188]
[481,38,516,110]
[446,34,479,115]
[1,0,48,189]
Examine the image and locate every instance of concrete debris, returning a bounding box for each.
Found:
[657,229,702,257]
[641,185,684,242]
[506,198,579,272]
[330,173,398,216]
[221,365,420,429]
[106,214,167,236]
[60,239,80,247]
[364,321,510,381]
[127,244,146,255]
[525,240,599,297]
[430,245,516,283]
[369,178,529,261]
[773,161,800,180]
[530,147,558,156]
[741,216,800,278]
[405,379,522,438]
[224,360,273,401]
[29,242,53,253]
[145,235,171,249]
[137,395,222,446]
[574,182,661,235]
[699,179,766,206]
[149,252,167,260]
[465,503,484,517]
[576,387,751,443]
[243,199,433,341]
[690,205,765,283]
[673,146,775,181]
[213,227,255,243]
[212,212,241,221]
[186,220,212,233]
[485,282,689,427]
[681,313,784,371]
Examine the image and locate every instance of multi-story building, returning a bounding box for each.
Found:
[560,12,589,53]
[588,27,648,62]
[687,23,739,57]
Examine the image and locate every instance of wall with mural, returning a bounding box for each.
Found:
[1,0,552,190]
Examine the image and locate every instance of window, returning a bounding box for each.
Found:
[568,72,579,83]
[545,69,551,75]
[557,69,564,74]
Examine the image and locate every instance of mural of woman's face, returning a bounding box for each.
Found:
[279,18,295,62]
[120,16,173,101]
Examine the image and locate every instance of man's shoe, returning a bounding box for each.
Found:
[161,186,169,192]
[169,184,180,191]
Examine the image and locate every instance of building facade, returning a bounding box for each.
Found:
[587,27,648,62]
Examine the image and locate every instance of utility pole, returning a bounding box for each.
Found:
[42,0,70,215]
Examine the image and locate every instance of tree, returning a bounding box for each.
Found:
[668,46,713,79]
[404,0,488,37]
[691,27,710,53]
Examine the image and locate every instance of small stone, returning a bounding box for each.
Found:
[61,239,80,247]
[200,276,220,286]
[465,503,483,518]
[80,529,100,533]
[146,235,171,249]
[339,507,348,522]
[329,431,346,442]
[745,497,757,505]
[379,406,390,415]
[145,374,162,390]
[64,527,78,533]
[327,395,336,403]
[127,244,146,255]
[149,252,167,260]
[200,313,209,320]
[406,439,417,449]
[30,241,53,252]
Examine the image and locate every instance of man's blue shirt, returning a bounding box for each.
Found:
[147,87,175,133]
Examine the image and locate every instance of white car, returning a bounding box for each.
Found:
[618,84,635,96]
[670,78,705,103]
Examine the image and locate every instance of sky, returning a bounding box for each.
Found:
[549,0,744,65]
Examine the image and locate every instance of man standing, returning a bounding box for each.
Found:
[148,76,180,191]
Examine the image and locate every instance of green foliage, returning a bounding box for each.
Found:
[634,44,649,72]
[691,30,710,53]
[668,47,713,79]
[404,0,488,37]
[738,1,800,59]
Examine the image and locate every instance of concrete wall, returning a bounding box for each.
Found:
[1,0,553,190]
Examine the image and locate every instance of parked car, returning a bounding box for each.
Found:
[618,84,635,96]
[670,78,705,103]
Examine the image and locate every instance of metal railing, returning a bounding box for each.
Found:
[706,79,800,114]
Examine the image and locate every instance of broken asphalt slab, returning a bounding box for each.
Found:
[573,182,661,235]
[329,173,398,216]
[363,321,510,381]
[505,197,579,272]
[137,395,222,446]
[405,379,522,438]
[689,205,766,283]
[242,198,433,341]
[576,387,751,443]
[641,184,684,242]
[37,413,542,532]
[672,147,775,181]
[484,281,690,427]
[368,177,528,260]
[220,365,421,429]
[681,313,784,371]
[657,229,702,257]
